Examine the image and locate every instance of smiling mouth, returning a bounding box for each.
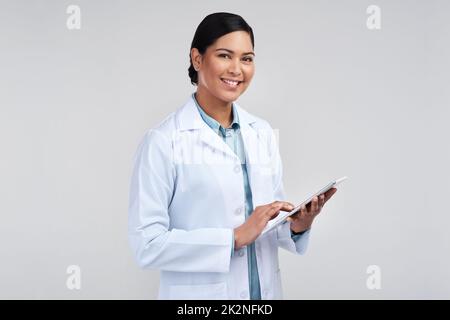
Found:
[221,78,243,88]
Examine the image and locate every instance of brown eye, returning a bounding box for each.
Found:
[243,57,253,62]
[219,54,231,59]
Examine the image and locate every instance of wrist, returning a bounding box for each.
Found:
[233,227,245,250]
[233,228,241,250]
[290,224,310,234]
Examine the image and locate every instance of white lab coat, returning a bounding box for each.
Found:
[128,95,310,300]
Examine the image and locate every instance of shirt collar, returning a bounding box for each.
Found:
[192,93,240,135]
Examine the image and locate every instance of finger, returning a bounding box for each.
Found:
[305,201,312,212]
[288,211,300,220]
[300,204,307,217]
[273,201,295,212]
[270,211,280,220]
[288,211,300,221]
[324,188,337,203]
[286,202,295,211]
[313,196,320,214]
[319,194,325,209]
[267,201,283,212]
[265,203,284,219]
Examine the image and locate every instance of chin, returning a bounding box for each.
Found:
[216,90,242,103]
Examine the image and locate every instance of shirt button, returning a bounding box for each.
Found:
[235,207,242,215]
[263,289,269,297]
[238,250,244,257]
[240,291,247,299]
[233,165,241,173]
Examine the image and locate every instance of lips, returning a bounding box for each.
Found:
[221,78,243,88]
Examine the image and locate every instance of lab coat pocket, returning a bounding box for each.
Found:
[168,282,228,300]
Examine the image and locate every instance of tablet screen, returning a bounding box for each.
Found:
[260,176,347,235]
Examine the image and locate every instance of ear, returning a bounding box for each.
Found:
[190,48,202,71]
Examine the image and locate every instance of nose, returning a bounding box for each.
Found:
[227,58,242,76]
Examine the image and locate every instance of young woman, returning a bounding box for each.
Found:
[128,12,337,300]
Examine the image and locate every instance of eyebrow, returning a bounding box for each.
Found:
[215,48,255,56]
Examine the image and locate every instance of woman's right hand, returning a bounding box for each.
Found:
[233,201,294,250]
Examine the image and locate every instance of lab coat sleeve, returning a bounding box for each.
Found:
[268,126,311,255]
[128,129,233,273]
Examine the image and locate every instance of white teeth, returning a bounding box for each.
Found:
[222,79,240,87]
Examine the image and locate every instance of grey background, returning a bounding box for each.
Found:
[1,0,449,299]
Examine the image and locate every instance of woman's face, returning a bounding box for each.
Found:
[192,31,255,103]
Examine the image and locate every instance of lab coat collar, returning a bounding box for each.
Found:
[177,94,258,131]
[175,94,261,163]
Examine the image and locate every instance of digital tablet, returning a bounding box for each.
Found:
[260,176,347,235]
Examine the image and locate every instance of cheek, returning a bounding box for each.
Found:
[206,59,227,77]
[199,66,220,88]
[243,67,255,83]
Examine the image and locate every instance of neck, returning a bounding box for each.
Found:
[195,86,233,128]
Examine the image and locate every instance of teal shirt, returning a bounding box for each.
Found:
[193,93,304,300]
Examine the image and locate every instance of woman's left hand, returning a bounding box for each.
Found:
[287,188,338,233]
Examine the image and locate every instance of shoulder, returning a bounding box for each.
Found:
[140,97,190,144]
[135,104,185,159]
[136,116,174,153]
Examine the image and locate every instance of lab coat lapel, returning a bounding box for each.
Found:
[199,127,238,161]
[239,121,259,168]
[235,105,267,206]
[177,96,239,162]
